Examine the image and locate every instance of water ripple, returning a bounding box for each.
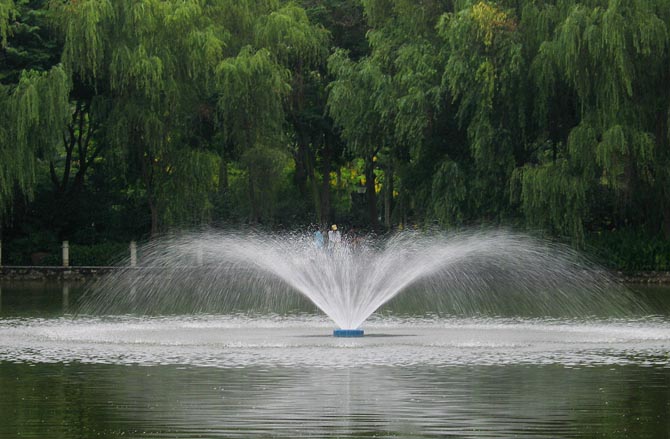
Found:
[1,315,669,368]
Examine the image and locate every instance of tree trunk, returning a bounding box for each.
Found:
[306,145,320,223]
[365,155,378,228]
[293,140,309,198]
[319,137,333,226]
[294,132,321,222]
[141,149,158,239]
[149,199,159,239]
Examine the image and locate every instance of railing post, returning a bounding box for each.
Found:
[130,241,137,267]
[62,241,69,267]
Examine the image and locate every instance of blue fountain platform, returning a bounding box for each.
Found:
[333,329,364,337]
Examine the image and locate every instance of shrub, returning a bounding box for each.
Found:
[586,230,670,273]
[35,242,129,266]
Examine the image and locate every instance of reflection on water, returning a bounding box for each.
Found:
[1,281,670,318]
[0,281,85,316]
[1,363,669,438]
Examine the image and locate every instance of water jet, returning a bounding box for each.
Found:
[79,229,643,334]
[2,231,667,439]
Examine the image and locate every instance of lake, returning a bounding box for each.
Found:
[1,281,669,438]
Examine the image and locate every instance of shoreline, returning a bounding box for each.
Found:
[1,265,670,284]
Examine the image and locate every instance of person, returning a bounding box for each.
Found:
[328,224,341,250]
[313,227,324,249]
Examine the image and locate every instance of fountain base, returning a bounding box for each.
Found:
[333,329,364,337]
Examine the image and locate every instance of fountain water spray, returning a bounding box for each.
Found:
[79,230,642,335]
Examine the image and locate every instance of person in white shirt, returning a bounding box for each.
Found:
[328,224,341,250]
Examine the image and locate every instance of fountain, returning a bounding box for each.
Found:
[3,230,669,438]
[78,229,643,336]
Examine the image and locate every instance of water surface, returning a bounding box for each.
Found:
[1,282,669,438]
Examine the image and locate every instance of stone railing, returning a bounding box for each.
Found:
[0,266,121,281]
[617,271,670,284]
[0,239,139,280]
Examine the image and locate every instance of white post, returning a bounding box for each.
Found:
[196,245,204,266]
[130,241,137,267]
[62,241,69,267]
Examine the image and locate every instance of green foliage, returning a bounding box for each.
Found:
[0,0,14,47]
[3,229,57,265]
[55,0,114,81]
[439,2,522,167]
[302,0,368,60]
[511,159,587,244]
[216,46,291,150]
[430,160,467,226]
[254,3,329,67]
[327,50,390,153]
[0,65,70,217]
[3,0,670,271]
[39,242,128,266]
[587,230,670,272]
[517,0,670,242]
[48,0,233,234]
[0,0,61,85]
[242,145,292,222]
[158,148,221,228]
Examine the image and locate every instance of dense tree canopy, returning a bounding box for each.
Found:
[2,0,670,269]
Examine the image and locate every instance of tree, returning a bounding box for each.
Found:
[295,0,368,225]
[327,50,392,228]
[438,1,524,224]
[214,1,330,224]
[50,0,226,236]
[0,0,13,48]
[215,46,291,223]
[513,0,669,243]
[0,0,68,220]
[328,0,451,229]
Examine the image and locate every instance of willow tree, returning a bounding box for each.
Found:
[513,0,669,242]
[0,0,21,216]
[328,0,518,228]
[215,46,291,223]
[438,1,524,224]
[256,3,330,222]
[50,0,226,236]
[0,0,13,48]
[361,0,451,227]
[0,67,70,220]
[0,0,71,221]
[214,1,329,224]
[327,50,394,228]
[1,14,69,221]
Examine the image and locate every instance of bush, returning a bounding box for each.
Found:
[586,230,670,273]
[34,242,129,266]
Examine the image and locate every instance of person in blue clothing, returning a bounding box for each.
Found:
[313,226,324,249]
